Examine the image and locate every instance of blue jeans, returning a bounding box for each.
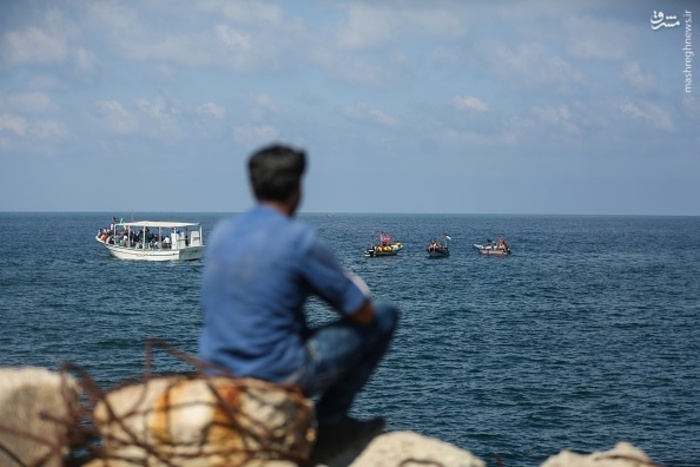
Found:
[287,302,399,424]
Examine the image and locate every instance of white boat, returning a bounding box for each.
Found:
[96,220,204,261]
[473,237,511,256]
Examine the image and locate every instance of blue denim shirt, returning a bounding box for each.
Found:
[198,205,367,382]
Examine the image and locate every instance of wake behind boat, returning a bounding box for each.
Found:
[96,219,204,261]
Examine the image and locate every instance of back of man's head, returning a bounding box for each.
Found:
[249,144,306,202]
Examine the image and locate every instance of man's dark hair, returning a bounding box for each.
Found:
[248,144,307,202]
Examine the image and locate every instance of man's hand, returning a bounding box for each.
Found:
[348,299,375,325]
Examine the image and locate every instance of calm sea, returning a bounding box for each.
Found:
[1,212,699,466]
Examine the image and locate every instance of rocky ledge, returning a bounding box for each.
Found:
[0,367,660,467]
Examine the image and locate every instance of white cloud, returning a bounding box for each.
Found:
[1,26,67,65]
[84,1,300,72]
[73,47,99,75]
[198,103,225,119]
[475,41,584,91]
[0,112,28,136]
[335,3,465,50]
[92,100,138,135]
[432,46,461,67]
[312,49,401,88]
[620,101,676,132]
[620,62,657,93]
[30,120,68,139]
[336,4,397,50]
[0,112,67,141]
[214,24,252,51]
[563,16,634,61]
[87,3,211,66]
[440,128,489,146]
[125,34,209,66]
[368,109,399,127]
[0,92,57,114]
[136,98,181,119]
[194,102,226,137]
[533,105,571,123]
[135,97,188,138]
[250,94,279,121]
[0,6,79,66]
[532,105,579,134]
[85,3,138,37]
[343,102,399,127]
[453,96,489,112]
[233,124,280,148]
[197,1,284,25]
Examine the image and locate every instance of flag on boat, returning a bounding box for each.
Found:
[443,233,451,240]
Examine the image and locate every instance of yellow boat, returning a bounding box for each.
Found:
[365,242,404,257]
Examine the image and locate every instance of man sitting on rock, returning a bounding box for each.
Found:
[198,143,399,452]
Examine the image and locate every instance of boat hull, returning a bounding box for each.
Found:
[427,248,450,258]
[473,244,511,256]
[365,242,404,257]
[98,239,204,261]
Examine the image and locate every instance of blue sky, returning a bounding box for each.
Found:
[1,1,697,215]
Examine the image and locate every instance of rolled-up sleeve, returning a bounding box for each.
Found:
[298,232,367,316]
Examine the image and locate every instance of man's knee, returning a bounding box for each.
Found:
[373,302,399,335]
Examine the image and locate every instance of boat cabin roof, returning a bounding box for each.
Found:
[117,221,200,228]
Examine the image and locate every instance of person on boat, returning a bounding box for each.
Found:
[379,231,392,246]
[199,143,399,452]
[428,238,439,251]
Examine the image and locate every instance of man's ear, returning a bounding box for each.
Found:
[288,184,302,215]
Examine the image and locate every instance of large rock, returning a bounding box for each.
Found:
[347,431,486,467]
[0,367,80,467]
[90,375,315,466]
[541,441,658,467]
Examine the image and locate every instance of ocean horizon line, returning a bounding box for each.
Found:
[1,210,699,218]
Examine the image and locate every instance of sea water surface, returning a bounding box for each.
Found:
[1,212,699,466]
